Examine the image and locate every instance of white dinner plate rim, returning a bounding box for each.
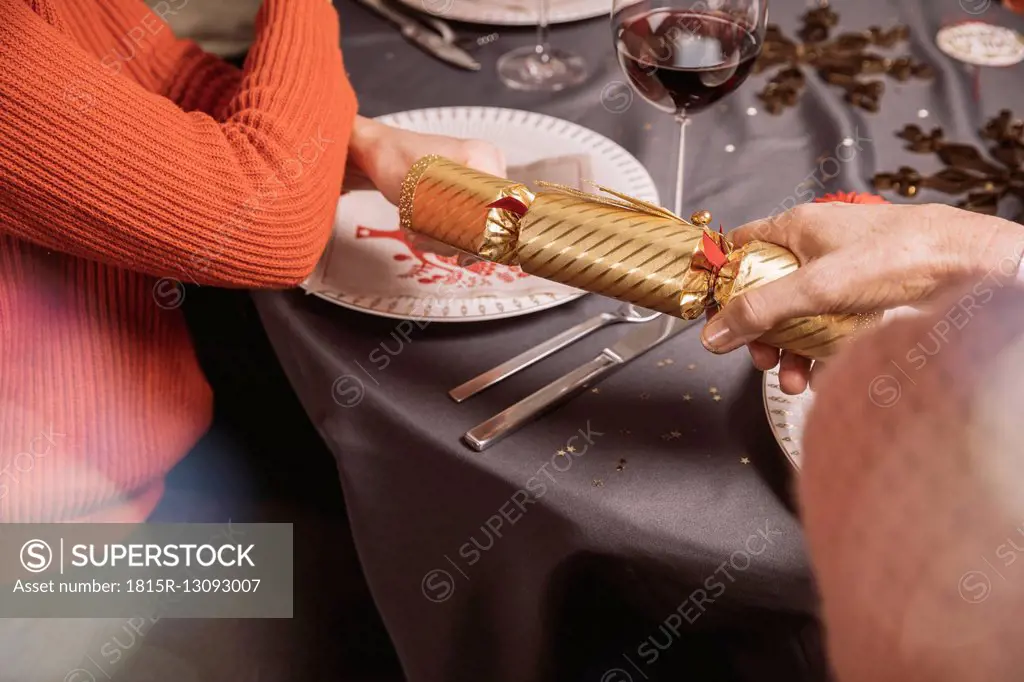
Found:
[762,369,807,471]
[306,289,585,322]
[393,0,610,26]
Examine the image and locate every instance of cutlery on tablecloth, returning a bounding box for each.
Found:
[355,0,481,71]
[463,315,698,451]
[449,303,660,403]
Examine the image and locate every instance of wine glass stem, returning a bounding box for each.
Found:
[536,0,550,61]
[673,114,690,218]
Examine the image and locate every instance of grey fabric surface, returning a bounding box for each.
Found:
[253,1,1024,680]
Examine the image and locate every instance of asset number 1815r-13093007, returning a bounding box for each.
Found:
[125,578,261,593]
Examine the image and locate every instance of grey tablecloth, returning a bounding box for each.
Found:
[254,1,1024,680]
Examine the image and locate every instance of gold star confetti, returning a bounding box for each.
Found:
[643,122,652,131]
[556,449,566,457]
[713,395,722,402]
[682,394,692,401]
[591,388,600,394]
[615,459,627,472]
[566,445,577,453]
[656,358,675,367]
[661,431,682,441]
[709,386,719,394]
[592,479,604,487]
[639,392,650,400]
[687,363,697,370]
[740,457,750,464]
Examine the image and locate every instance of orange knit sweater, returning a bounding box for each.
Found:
[0,0,357,522]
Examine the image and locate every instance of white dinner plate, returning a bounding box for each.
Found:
[396,0,611,26]
[303,106,659,323]
[762,369,810,471]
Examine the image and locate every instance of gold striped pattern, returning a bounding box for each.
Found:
[516,193,710,316]
[400,156,533,264]
[400,157,879,360]
[715,241,879,360]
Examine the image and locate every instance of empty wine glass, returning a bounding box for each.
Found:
[611,0,768,216]
[498,0,588,91]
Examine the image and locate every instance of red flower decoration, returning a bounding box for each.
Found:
[814,191,889,204]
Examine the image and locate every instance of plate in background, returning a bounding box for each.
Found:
[396,0,612,26]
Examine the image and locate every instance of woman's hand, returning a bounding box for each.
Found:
[700,202,1024,394]
[345,116,507,205]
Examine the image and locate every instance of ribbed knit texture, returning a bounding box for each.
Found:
[0,0,357,521]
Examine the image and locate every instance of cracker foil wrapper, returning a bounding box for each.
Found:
[516,190,709,317]
[399,155,877,359]
[399,155,533,264]
[713,241,883,359]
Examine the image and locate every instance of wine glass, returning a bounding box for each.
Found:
[611,0,768,217]
[498,0,588,91]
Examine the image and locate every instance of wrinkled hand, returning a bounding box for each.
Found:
[345,116,507,206]
[700,202,1024,394]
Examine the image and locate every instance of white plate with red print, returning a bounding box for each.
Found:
[302,107,659,323]
[397,0,609,27]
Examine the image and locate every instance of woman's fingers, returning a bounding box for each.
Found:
[350,119,507,204]
[456,139,507,178]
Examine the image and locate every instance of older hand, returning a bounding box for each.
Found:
[700,202,1024,394]
[345,116,507,206]
[800,284,1024,682]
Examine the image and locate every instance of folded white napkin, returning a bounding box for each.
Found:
[509,154,593,192]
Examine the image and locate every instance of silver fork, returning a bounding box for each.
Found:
[449,303,660,403]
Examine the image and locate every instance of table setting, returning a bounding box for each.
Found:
[253,0,1024,679]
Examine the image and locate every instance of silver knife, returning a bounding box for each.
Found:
[357,0,481,71]
[463,315,699,451]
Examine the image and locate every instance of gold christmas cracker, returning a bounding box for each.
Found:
[399,156,877,359]
[713,241,883,358]
[515,190,707,317]
[399,155,534,264]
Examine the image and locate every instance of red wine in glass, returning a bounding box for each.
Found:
[616,10,761,115]
[610,1,767,217]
